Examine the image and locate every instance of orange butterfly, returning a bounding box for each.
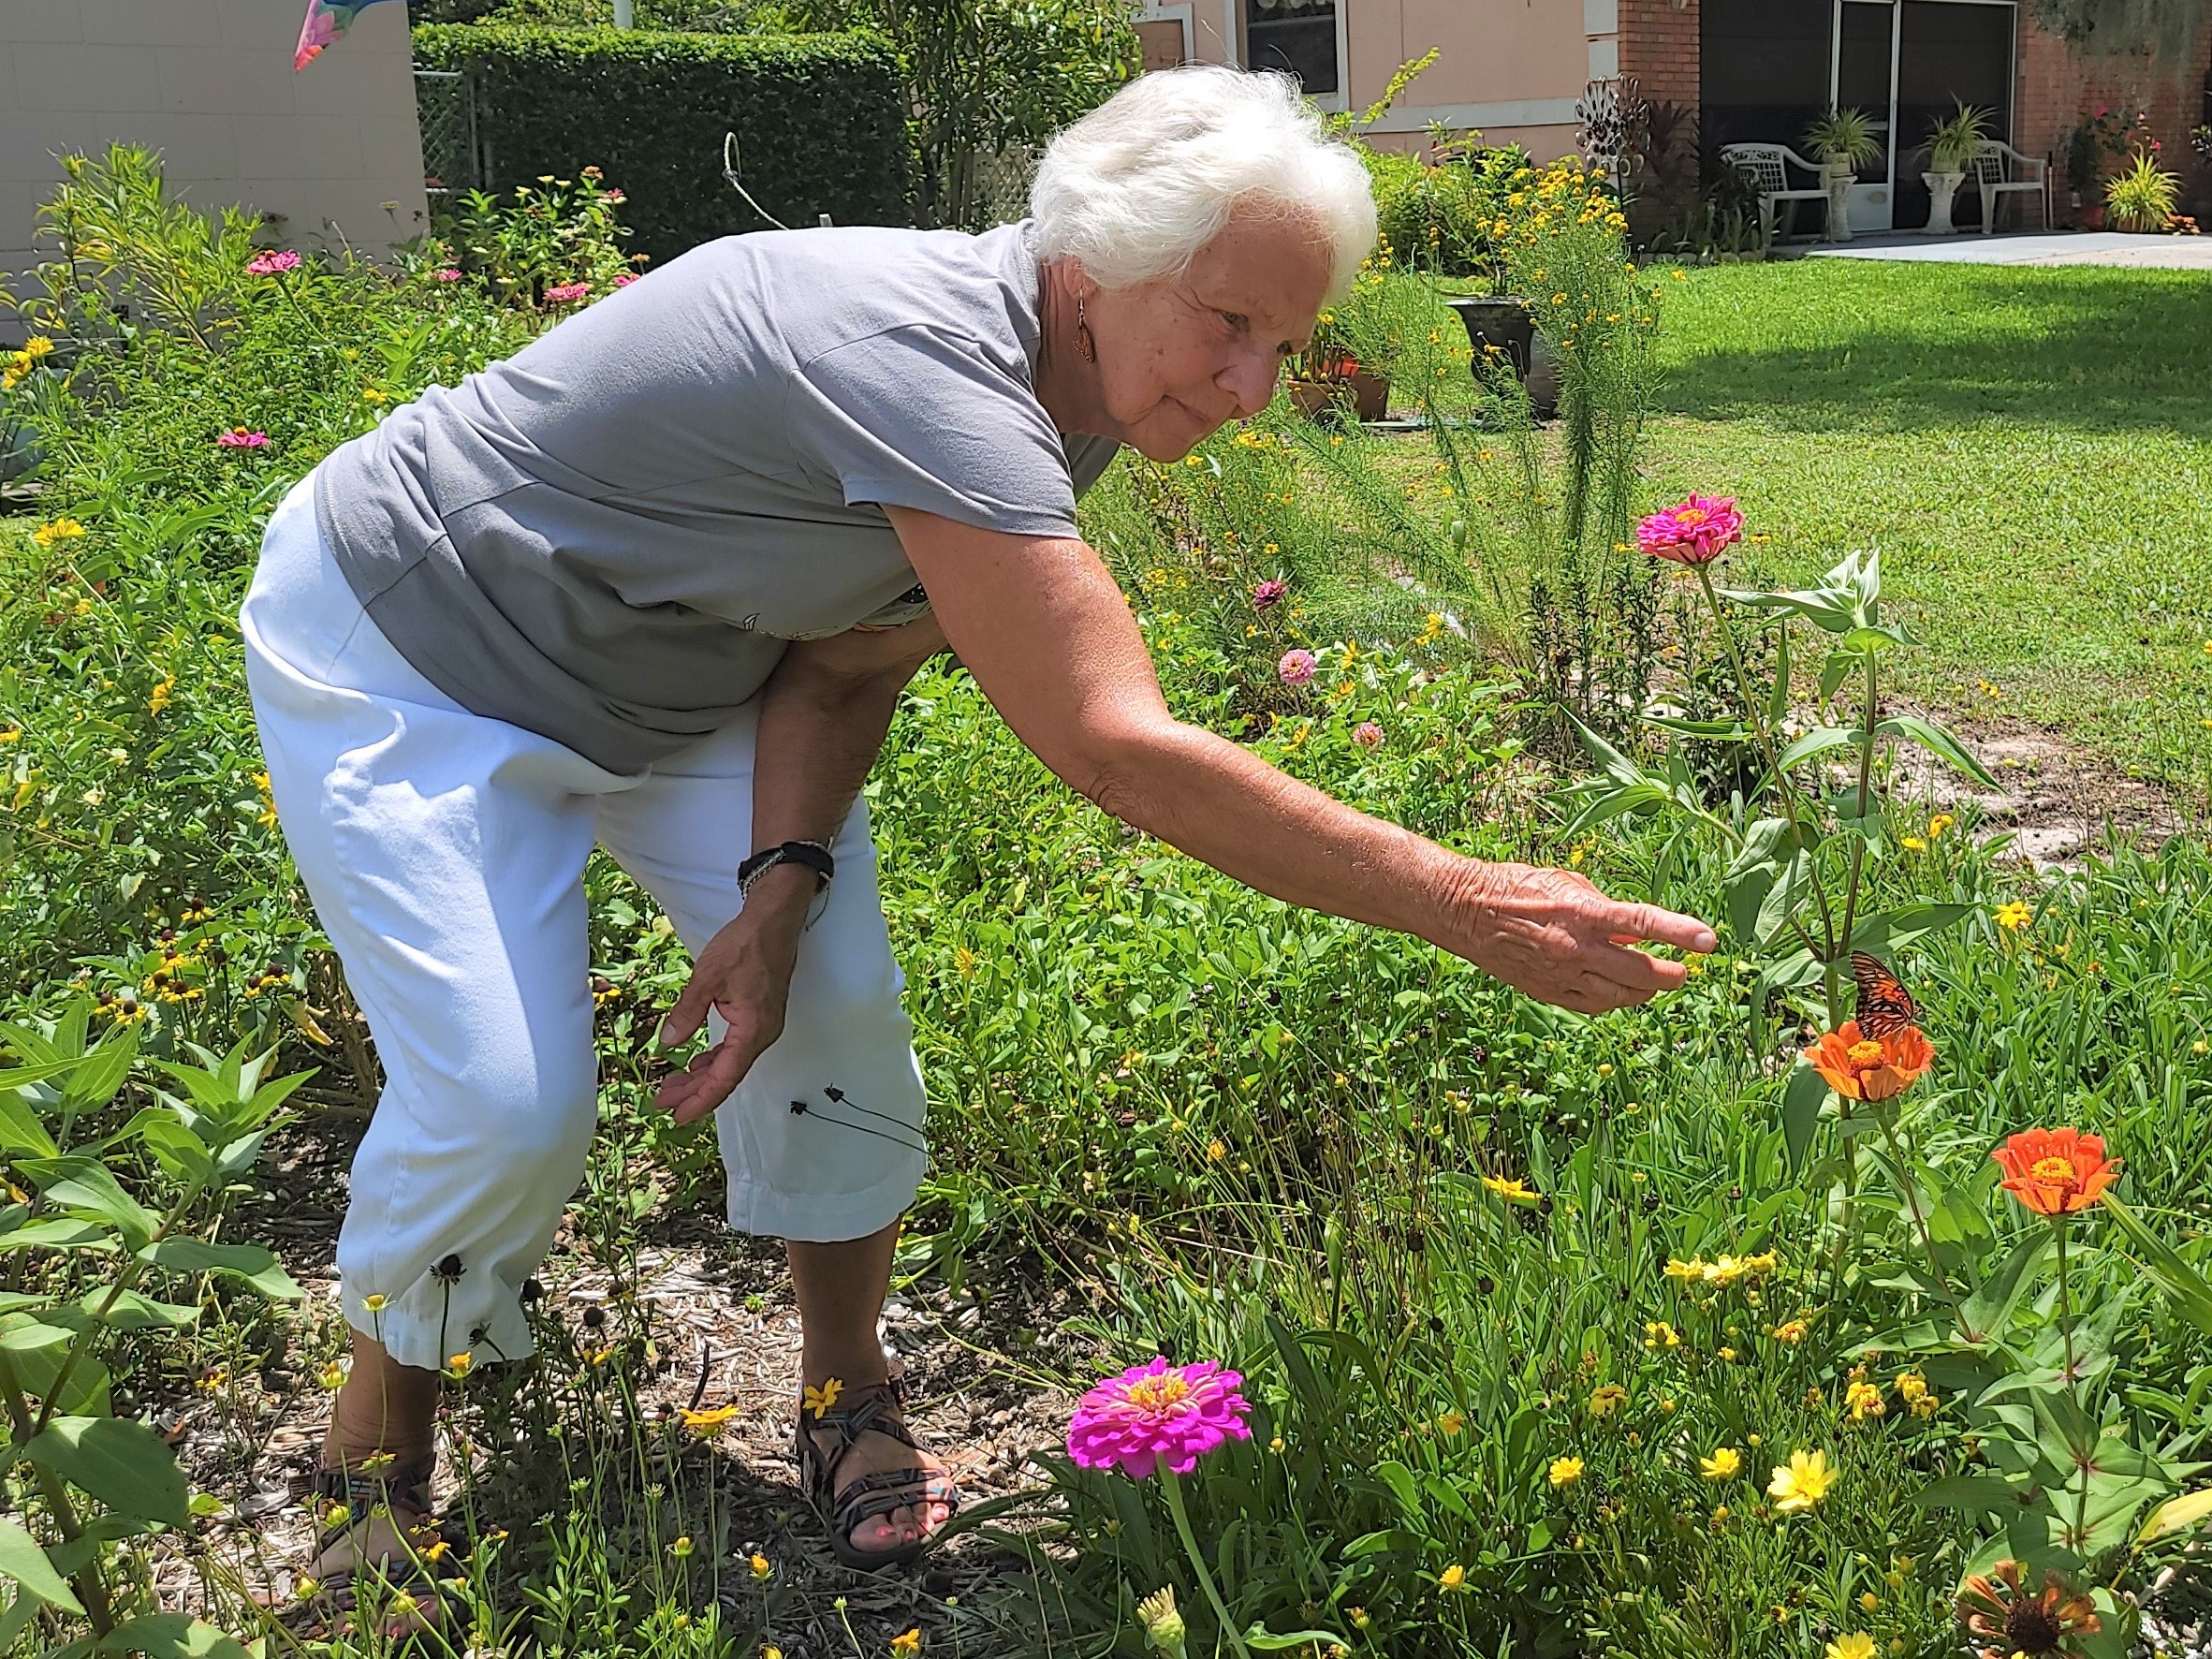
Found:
[1850,951,1925,1038]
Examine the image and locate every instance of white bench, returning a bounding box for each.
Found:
[1721,142,1832,242]
[1967,139,2051,232]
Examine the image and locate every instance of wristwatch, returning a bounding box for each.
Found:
[737,840,835,900]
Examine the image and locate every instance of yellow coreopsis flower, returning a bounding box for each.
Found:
[804,1376,843,1418]
[1825,1634,1875,1659]
[1437,1564,1467,1593]
[1481,1173,1540,1206]
[32,518,85,549]
[681,1403,740,1438]
[1588,1384,1626,1417]
[149,676,174,715]
[1547,1456,1583,1489]
[1699,1446,1741,1481]
[1767,1448,1837,1513]
[1995,900,2032,931]
[889,1629,920,1657]
[1845,1380,1885,1421]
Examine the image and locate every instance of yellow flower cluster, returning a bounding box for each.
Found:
[1663,1249,1779,1286]
[1,334,54,392]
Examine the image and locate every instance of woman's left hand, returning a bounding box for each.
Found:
[652,868,813,1125]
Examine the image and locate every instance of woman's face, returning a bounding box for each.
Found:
[1084,210,1333,462]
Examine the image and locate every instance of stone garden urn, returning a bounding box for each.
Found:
[1822,161,1857,242]
[1923,169,1966,234]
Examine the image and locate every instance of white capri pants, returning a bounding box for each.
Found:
[240,474,929,1372]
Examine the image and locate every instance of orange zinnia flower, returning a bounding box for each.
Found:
[1807,1020,1935,1103]
[1990,1127,2119,1215]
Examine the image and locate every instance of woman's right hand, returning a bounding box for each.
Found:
[1443,860,1716,1015]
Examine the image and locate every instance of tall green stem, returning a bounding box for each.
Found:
[1870,1109,1973,1340]
[2057,1218,2089,1552]
[1159,1469,1252,1659]
[1691,565,1837,953]
[1836,653,1882,963]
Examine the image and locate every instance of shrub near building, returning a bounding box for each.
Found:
[411,25,911,265]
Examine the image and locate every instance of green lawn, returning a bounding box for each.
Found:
[1647,258,2212,793]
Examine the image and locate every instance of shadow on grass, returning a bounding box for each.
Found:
[1657,261,2212,436]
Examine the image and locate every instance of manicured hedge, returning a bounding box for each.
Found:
[411,25,912,267]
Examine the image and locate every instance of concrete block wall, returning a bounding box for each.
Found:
[1,0,426,309]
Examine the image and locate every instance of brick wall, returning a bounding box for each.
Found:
[2015,12,2212,217]
[1618,0,1697,117]
[1,0,427,313]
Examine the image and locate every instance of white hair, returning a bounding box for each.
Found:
[1028,66,1377,302]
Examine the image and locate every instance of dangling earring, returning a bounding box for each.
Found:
[1075,295,1097,363]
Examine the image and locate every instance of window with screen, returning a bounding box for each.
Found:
[1244,0,1338,95]
[1701,0,1831,154]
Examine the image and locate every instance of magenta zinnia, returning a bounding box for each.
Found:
[1252,579,1287,611]
[215,428,269,448]
[1637,494,1744,565]
[245,249,300,275]
[1065,1358,1251,1478]
[544,281,593,306]
[1278,649,1317,686]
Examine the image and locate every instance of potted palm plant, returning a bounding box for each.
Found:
[1923,100,1991,234]
[1804,107,1883,242]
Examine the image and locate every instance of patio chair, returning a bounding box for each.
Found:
[1966,139,2051,233]
[1720,142,1831,242]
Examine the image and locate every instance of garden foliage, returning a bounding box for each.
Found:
[1,144,2210,1659]
[409,24,911,262]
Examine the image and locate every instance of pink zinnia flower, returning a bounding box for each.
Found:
[1065,1358,1252,1479]
[543,281,592,306]
[1352,721,1384,748]
[613,273,637,287]
[433,267,463,284]
[215,428,269,448]
[602,187,625,202]
[1252,578,1287,611]
[1278,649,1317,686]
[245,249,300,275]
[1637,493,1744,565]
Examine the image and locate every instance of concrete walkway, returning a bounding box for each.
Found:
[1802,228,2212,269]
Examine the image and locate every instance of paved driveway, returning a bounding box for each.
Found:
[1803,229,2212,269]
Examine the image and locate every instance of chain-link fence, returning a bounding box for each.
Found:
[414,68,482,200]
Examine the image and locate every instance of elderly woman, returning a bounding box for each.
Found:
[241,66,1711,1616]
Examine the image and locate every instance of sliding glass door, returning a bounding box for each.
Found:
[1703,0,2016,236]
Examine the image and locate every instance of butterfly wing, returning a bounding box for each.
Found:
[1850,951,1924,1038]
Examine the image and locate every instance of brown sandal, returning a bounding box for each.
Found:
[303,1460,456,1634]
[792,1376,961,1571]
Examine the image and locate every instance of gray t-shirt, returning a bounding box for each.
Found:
[314,220,1121,773]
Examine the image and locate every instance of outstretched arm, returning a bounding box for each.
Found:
[885,507,1715,1008]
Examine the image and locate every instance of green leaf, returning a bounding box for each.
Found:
[15,1160,155,1251]
[1910,1472,2030,1518]
[1775,726,1866,772]
[1753,849,1813,947]
[74,1288,197,1333]
[138,1240,300,1302]
[0,1060,84,1096]
[1959,1232,2052,1343]
[1243,1628,1348,1652]
[0,1092,57,1161]
[1876,712,2000,790]
[1780,1062,1827,1172]
[1847,904,1974,962]
[0,1320,80,1356]
[0,1219,116,1256]
[0,1518,81,1612]
[2099,1195,2212,1341]
[60,1031,137,1116]
[96,1614,250,1659]
[1717,584,1860,633]
[25,1417,189,1529]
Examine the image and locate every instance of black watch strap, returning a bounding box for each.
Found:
[738,840,835,897]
